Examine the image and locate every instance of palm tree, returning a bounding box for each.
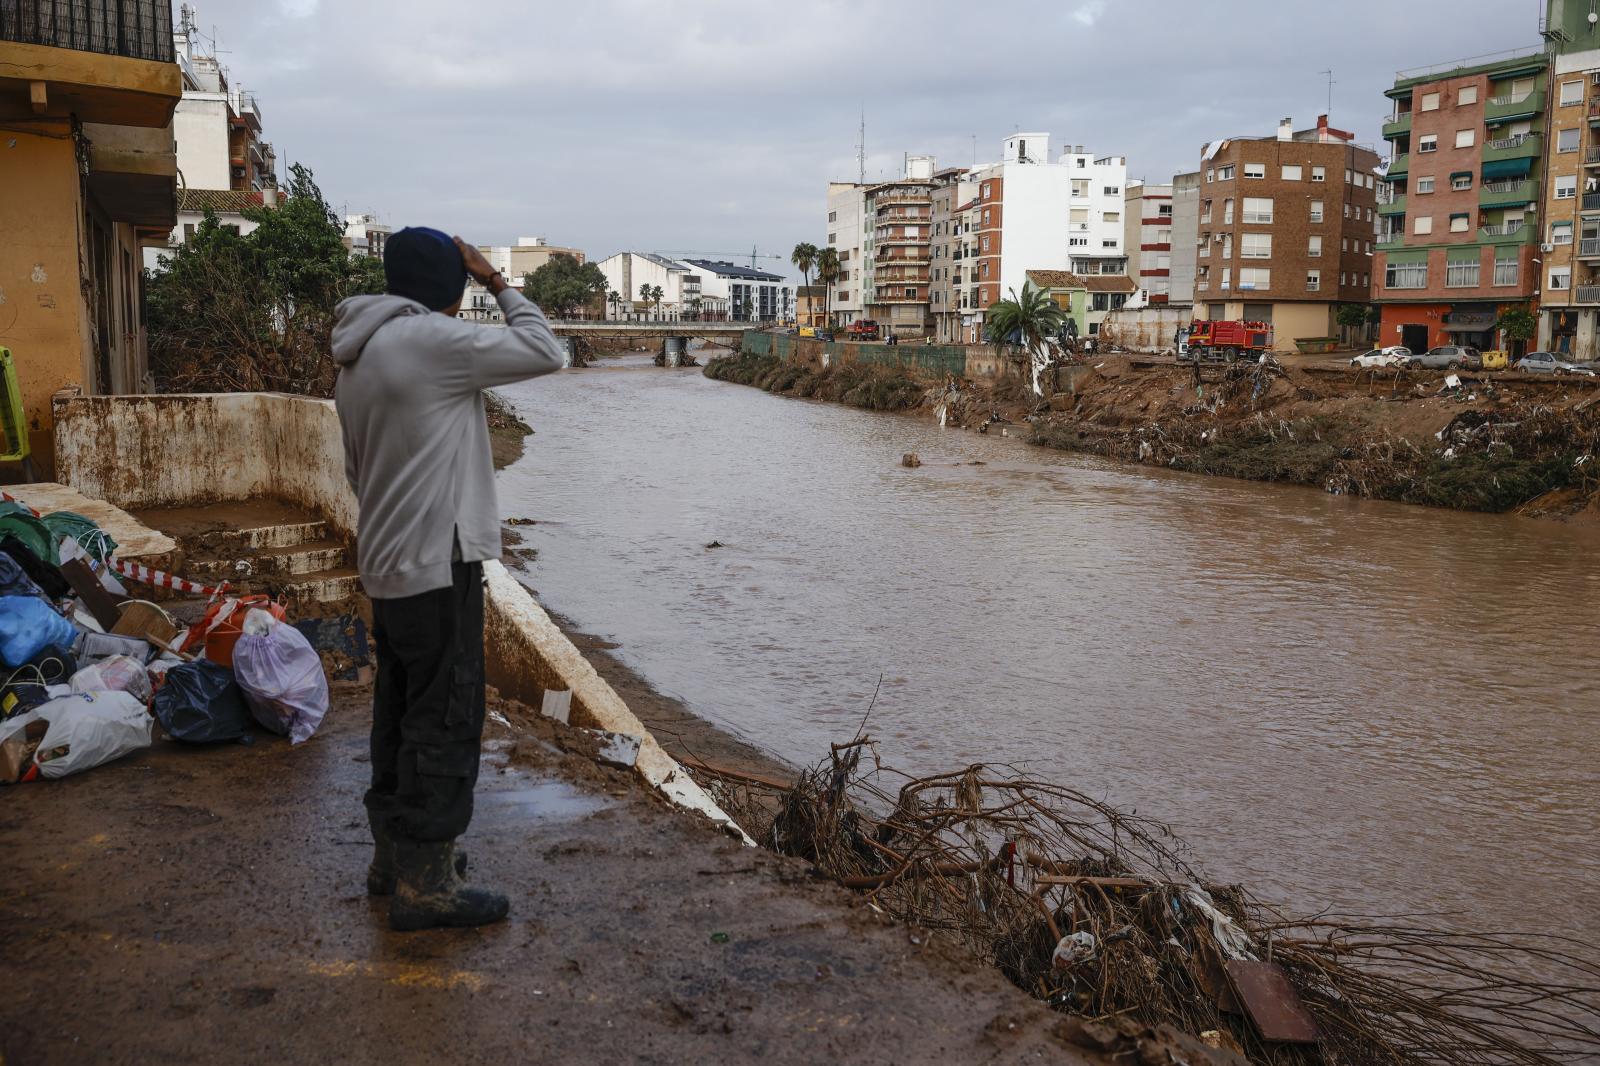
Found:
[639,282,652,319]
[985,280,1066,397]
[815,247,841,327]
[791,242,818,323]
[607,290,621,320]
[650,284,664,318]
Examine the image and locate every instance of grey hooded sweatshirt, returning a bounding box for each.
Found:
[331,288,564,599]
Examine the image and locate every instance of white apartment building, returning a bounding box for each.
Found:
[825,182,868,325]
[344,213,390,259]
[681,260,790,322]
[479,237,587,287]
[1124,182,1174,303]
[597,252,699,318]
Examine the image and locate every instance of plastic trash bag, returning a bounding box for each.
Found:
[41,512,117,563]
[0,595,79,668]
[69,655,153,704]
[0,552,44,600]
[232,608,329,745]
[151,659,253,744]
[0,692,153,779]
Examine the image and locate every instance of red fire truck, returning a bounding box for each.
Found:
[1179,320,1274,363]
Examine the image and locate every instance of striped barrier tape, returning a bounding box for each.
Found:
[109,558,230,599]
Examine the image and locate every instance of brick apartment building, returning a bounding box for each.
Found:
[1374,51,1547,353]
[864,159,936,337]
[1194,116,1379,344]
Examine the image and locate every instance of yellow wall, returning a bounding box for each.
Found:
[1270,302,1336,347]
[0,123,94,471]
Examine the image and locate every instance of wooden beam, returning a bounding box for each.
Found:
[29,80,47,114]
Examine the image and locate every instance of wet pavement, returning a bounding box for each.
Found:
[0,684,1099,1065]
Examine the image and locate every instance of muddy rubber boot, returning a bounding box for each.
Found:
[367,822,467,896]
[388,840,508,931]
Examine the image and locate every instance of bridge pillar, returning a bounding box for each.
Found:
[663,336,687,367]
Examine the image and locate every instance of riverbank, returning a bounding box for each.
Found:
[704,349,1600,520]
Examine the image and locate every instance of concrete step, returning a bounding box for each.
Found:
[277,567,362,604]
[187,539,348,579]
[184,520,331,554]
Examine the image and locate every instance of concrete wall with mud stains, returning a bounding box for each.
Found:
[740,331,1011,381]
[51,391,746,837]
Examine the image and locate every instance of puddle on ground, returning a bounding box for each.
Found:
[475,778,610,823]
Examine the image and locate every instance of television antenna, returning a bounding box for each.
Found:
[1320,69,1335,116]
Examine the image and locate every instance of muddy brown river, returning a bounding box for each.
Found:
[497,355,1600,931]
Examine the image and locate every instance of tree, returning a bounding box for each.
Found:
[1335,303,1376,345]
[985,280,1066,397]
[525,253,608,318]
[815,247,841,326]
[1496,305,1536,355]
[146,162,385,396]
[607,289,621,319]
[650,284,664,317]
[791,242,818,321]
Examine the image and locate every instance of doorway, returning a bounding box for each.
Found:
[1401,324,1430,352]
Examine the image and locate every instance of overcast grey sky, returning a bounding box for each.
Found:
[195,0,1543,278]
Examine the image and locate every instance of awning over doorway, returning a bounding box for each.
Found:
[1442,310,1496,332]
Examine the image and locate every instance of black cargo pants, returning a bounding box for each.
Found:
[365,561,487,843]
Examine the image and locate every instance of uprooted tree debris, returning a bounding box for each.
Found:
[698,739,1600,1065]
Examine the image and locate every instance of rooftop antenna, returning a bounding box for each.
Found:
[750,244,758,268]
[971,133,977,164]
[857,109,866,185]
[1320,69,1335,117]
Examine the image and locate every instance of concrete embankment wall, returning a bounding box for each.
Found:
[740,332,1014,380]
[51,392,743,836]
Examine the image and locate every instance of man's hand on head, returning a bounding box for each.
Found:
[455,237,509,295]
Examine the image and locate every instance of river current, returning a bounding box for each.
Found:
[497,355,1600,929]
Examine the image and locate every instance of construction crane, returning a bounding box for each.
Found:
[654,246,789,269]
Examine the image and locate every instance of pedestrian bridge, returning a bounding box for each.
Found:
[548,321,752,339]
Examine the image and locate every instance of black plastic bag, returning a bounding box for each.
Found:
[0,552,43,600]
[1,537,70,600]
[151,660,254,744]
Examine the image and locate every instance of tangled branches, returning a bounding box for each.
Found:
[703,741,1600,1065]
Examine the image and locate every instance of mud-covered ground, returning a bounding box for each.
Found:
[705,351,1600,520]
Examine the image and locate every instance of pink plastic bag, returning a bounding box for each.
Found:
[231,610,329,745]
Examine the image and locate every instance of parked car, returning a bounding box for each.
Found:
[1515,351,1598,377]
[1411,345,1482,371]
[1350,346,1412,369]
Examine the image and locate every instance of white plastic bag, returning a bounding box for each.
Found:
[69,655,153,704]
[27,692,152,779]
[231,609,329,745]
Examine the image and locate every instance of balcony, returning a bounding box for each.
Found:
[1587,146,1600,166]
[1575,284,1600,304]
[1485,89,1544,124]
[1580,239,1600,258]
[871,193,928,208]
[1382,112,1412,139]
[1482,133,1541,163]
[1584,192,1600,212]
[1383,153,1409,179]
[875,210,929,223]
[1478,178,1537,209]
[1377,195,1407,216]
[1478,222,1532,243]
[874,234,927,247]
[0,0,181,127]
[875,254,930,266]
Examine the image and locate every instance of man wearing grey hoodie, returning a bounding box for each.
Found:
[331,227,565,931]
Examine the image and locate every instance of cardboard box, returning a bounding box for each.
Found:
[0,719,47,783]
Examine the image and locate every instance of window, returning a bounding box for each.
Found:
[1454,129,1475,149]
[1205,169,1214,183]
[1101,239,1117,248]
[828,232,837,244]
[1103,211,1121,222]
[828,211,838,222]
[1308,235,1323,257]
[1221,267,1232,289]
[1561,80,1583,106]
[1242,197,1274,223]
[1418,134,1438,153]
[1342,238,1349,251]
[1238,267,1270,290]
[1222,235,1233,259]
[1072,179,1089,197]
[1386,262,1427,288]
[1449,214,1469,233]
[1223,198,1235,224]
[1416,176,1435,194]
[1559,128,1581,153]
[1306,269,1321,292]
[1557,175,1578,199]
[1244,162,1266,179]
[1414,216,1433,235]
[1420,91,1441,111]
[904,287,917,298]
[981,236,990,250]
[1197,265,1210,287]
[982,209,990,224]
[1311,166,1326,182]
[183,223,196,241]
[1103,186,1118,196]
[1198,235,1209,257]
[1069,237,1088,247]
[1340,272,1347,286]
[1309,200,1324,222]
[1494,258,1519,286]
[1451,174,1472,191]
[1550,267,1571,291]
[1282,164,1302,181]
[1201,199,1213,223]
[1242,233,1272,258]
[1552,220,1574,245]
[1458,85,1478,106]
[1344,204,1351,218]
[1345,169,1354,184]
[1217,165,1236,180]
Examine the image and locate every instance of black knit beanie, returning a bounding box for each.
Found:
[384,227,467,311]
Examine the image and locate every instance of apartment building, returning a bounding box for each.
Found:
[864,156,936,337]
[1375,53,1546,353]
[344,213,390,259]
[596,251,706,319]
[1125,182,1175,303]
[681,260,790,322]
[930,167,977,343]
[1,0,183,471]
[1536,1,1600,355]
[483,237,586,285]
[825,182,868,327]
[1194,115,1379,343]
[1169,170,1202,305]
[171,6,273,196]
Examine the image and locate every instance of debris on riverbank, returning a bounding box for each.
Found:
[700,739,1600,1065]
[704,352,1600,518]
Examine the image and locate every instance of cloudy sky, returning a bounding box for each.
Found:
[192,0,1540,278]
